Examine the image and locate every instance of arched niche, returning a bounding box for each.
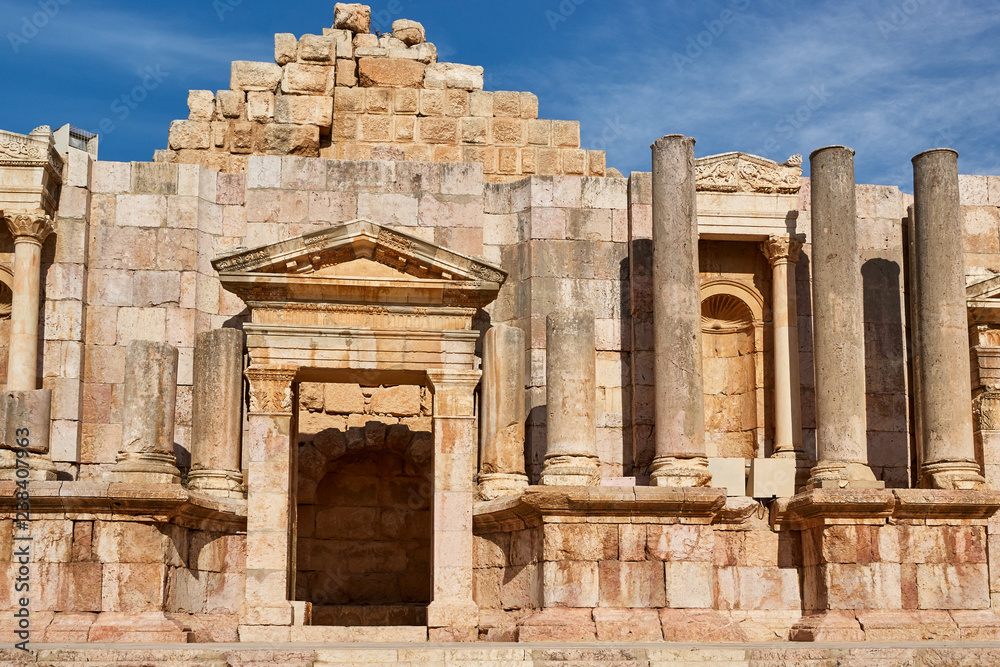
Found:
[700,280,766,459]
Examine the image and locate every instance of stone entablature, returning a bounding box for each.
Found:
[0,125,63,216]
[696,152,803,194]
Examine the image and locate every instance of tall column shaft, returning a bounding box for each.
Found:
[807,146,880,488]
[104,340,181,485]
[427,369,481,642]
[540,308,600,486]
[763,236,805,460]
[189,328,246,497]
[649,134,711,487]
[4,212,53,391]
[477,324,528,500]
[911,148,985,489]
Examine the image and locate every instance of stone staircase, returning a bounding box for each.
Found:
[6,644,1000,665]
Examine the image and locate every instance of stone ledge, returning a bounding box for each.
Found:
[0,481,247,532]
[473,486,727,533]
[771,488,1000,530]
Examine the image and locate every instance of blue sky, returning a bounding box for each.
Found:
[1,0,997,190]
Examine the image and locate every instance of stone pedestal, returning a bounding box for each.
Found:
[0,389,56,480]
[239,366,299,641]
[778,488,1000,641]
[648,135,711,487]
[4,211,53,392]
[477,324,528,500]
[911,149,986,490]
[427,369,482,642]
[104,341,181,485]
[806,146,880,489]
[539,309,600,486]
[761,236,808,486]
[188,329,245,497]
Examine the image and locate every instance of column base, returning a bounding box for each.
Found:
[539,455,600,486]
[806,460,884,490]
[476,472,528,500]
[427,599,479,642]
[104,452,180,485]
[187,469,245,497]
[920,460,987,490]
[649,455,711,487]
[772,446,812,490]
[0,449,57,480]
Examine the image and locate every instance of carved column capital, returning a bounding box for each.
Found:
[4,210,54,247]
[761,235,804,267]
[245,366,298,415]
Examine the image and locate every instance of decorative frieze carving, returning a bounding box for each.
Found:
[246,367,297,414]
[696,152,803,194]
[974,386,1000,432]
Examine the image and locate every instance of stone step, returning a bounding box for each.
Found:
[10,644,1000,666]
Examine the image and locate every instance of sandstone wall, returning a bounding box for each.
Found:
[69,156,482,480]
[0,516,244,642]
[154,15,607,183]
[485,176,630,479]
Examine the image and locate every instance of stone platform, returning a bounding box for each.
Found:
[7,642,1000,666]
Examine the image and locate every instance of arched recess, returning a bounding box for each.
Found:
[0,264,12,319]
[296,404,434,627]
[700,280,766,459]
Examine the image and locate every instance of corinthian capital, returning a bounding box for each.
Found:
[761,235,804,266]
[245,366,298,414]
[4,210,54,245]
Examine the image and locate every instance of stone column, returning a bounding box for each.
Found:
[4,211,53,391]
[0,390,56,480]
[649,135,711,487]
[188,329,246,497]
[426,369,481,642]
[540,309,600,486]
[911,148,986,489]
[104,340,181,485]
[807,146,880,488]
[762,236,806,467]
[477,324,528,500]
[240,366,299,636]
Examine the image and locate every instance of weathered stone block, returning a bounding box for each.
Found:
[916,563,990,609]
[281,63,335,95]
[187,90,215,121]
[542,560,599,607]
[358,58,425,88]
[334,2,371,33]
[274,32,297,65]
[392,19,426,46]
[599,560,665,608]
[324,383,366,414]
[274,95,333,127]
[425,62,484,91]
[168,121,211,150]
[261,124,319,156]
[665,561,713,609]
[298,33,335,62]
[246,91,275,121]
[231,60,283,91]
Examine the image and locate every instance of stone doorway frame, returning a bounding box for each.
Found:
[213,220,503,641]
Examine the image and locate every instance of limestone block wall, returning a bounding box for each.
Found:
[154,9,607,183]
[485,175,630,479]
[0,516,245,642]
[73,156,483,480]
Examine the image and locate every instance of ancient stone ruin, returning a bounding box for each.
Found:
[3,2,1000,663]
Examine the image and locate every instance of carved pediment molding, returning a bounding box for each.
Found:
[696,152,803,194]
[213,219,505,284]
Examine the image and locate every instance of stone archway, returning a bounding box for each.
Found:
[295,382,435,626]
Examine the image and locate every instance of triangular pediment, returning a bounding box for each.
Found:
[966,270,1000,324]
[212,220,505,310]
[696,152,803,194]
[213,219,505,283]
